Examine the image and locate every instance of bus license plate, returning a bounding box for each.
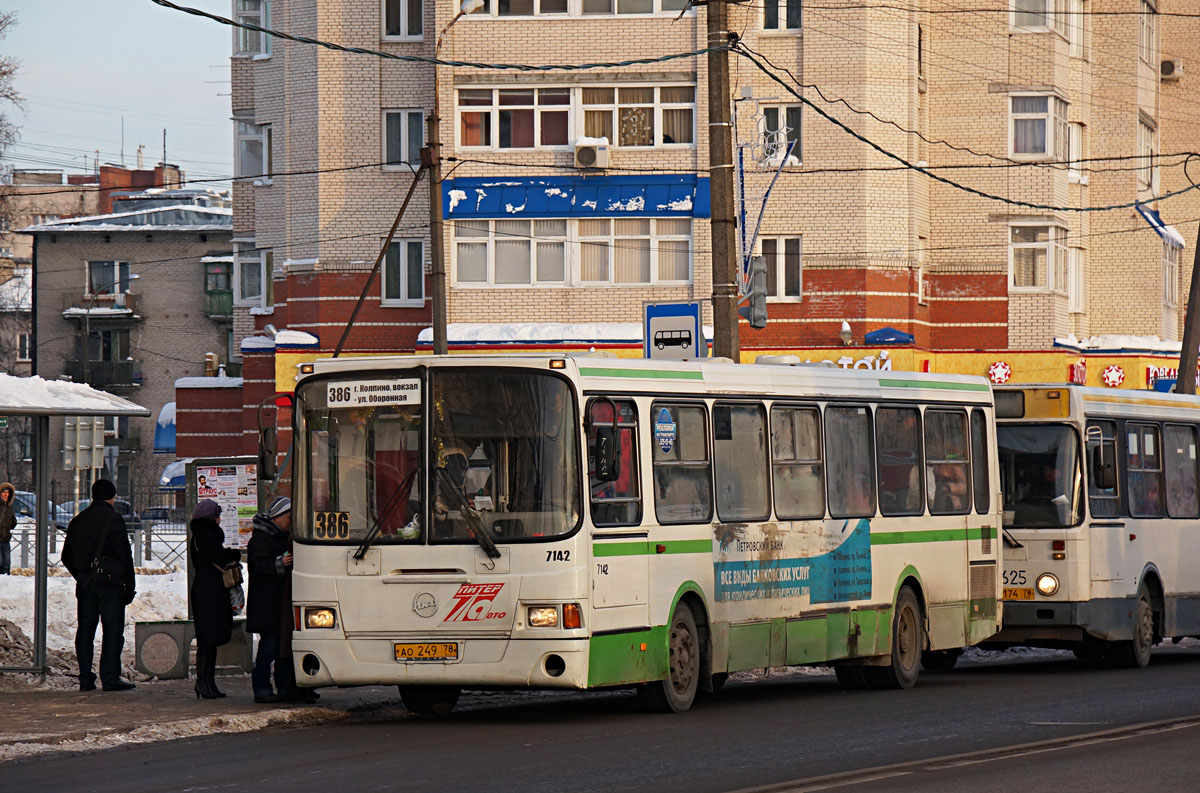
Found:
[394,642,459,662]
[1003,587,1035,601]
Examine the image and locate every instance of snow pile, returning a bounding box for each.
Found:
[275,330,319,347]
[417,322,645,345]
[0,373,149,415]
[1055,334,1184,353]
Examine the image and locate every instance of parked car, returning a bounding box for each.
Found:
[12,491,68,528]
[54,498,138,530]
[140,506,185,525]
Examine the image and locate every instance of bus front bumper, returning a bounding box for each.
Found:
[988,598,1135,645]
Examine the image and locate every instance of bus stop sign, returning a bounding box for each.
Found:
[644,301,705,360]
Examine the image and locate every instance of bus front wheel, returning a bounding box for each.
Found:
[399,685,461,715]
[865,585,923,690]
[1108,587,1155,669]
[638,602,700,713]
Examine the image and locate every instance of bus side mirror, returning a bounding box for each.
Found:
[1092,444,1116,490]
[259,427,278,481]
[593,426,620,482]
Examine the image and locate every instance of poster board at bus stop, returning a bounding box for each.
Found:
[185,456,259,550]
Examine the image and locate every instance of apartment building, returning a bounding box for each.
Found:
[226,0,1194,392]
[24,199,234,502]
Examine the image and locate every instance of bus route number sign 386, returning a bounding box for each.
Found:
[327,379,422,409]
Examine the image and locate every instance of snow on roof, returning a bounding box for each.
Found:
[157,401,177,427]
[0,373,151,416]
[241,335,274,351]
[416,322,714,345]
[19,205,233,233]
[1055,334,1184,353]
[61,305,136,317]
[276,330,319,346]
[174,375,244,389]
[0,267,32,312]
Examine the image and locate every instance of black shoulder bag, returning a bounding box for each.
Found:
[89,516,125,586]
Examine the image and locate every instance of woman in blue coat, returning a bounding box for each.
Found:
[190,499,241,699]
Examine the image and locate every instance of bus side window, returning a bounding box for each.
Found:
[713,402,770,522]
[587,398,641,527]
[876,406,924,516]
[1127,423,1164,517]
[1163,423,1199,518]
[652,403,713,525]
[926,410,969,515]
[970,409,990,514]
[826,406,876,518]
[1087,420,1119,517]
[771,404,825,519]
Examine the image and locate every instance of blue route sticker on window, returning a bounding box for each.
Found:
[655,407,677,454]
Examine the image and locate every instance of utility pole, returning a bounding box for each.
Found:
[707,0,740,361]
[1176,223,1200,394]
[427,112,448,355]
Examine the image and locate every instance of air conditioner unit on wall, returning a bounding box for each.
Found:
[574,140,610,169]
[1161,58,1183,81]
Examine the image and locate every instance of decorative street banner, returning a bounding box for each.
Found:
[196,463,258,549]
[713,518,873,604]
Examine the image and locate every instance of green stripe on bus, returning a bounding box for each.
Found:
[592,539,711,557]
[871,527,995,545]
[877,378,991,392]
[578,367,705,380]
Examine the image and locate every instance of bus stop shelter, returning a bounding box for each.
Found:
[0,372,150,678]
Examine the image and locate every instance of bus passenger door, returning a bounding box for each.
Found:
[587,398,650,629]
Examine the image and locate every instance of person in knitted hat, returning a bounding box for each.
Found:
[247,496,316,702]
[189,499,241,699]
[61,479,136,692]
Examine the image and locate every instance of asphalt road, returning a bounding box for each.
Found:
[12,644,1200,792]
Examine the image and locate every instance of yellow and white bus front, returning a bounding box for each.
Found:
[289,362,588,691]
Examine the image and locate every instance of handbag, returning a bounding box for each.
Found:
[229,582,246,616]
[214,561,243,589]
[88,517,124,586]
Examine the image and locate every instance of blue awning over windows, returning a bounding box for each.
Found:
[153,401,176,454]
[443,175,710,219]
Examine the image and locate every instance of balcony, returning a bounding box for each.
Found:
[64,360,141,388]
[61,292,142,322]
[205,290,233,318]
[105,430,143,453]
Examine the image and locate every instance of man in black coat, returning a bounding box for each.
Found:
[62,479,137,692]
[247,496,293,703]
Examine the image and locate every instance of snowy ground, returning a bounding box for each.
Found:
[0,543,188,690]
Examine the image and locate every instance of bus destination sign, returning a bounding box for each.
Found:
[327,378,422,408]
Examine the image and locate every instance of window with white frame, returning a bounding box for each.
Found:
[1068,247,1084,312]
[18,432,31,461]
[1013,0,1066,32]
[384,109,424,167]
[475,0,690,15]
[582,0,689,13]
[32,214,60,225]
[453,218,691,286]
[383,0,423,38]
[234,243,265,305]
[1009,225,1067,291]
[762,105,801,164]
[1010,95,1068,159]
[762,0,801,30]
[1139,0,1155,64]
[1067,0,1085,57]
[760,236,802,299]
[1138,119,1156,189]
[1164,242,1179,309]
[18,332,30,362]
[235,118,267,179]
[234,0,271,54]
[87,261,130,295]
[457,85,694,150]
[1067,122,1086,183]
[382,239,425,305]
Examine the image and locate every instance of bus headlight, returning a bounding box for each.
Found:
[304,607,338,629]
[1036,573,1060,596]
[528,607,558,628]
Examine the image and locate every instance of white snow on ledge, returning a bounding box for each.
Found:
[1055,334,1184,353]
[276,330,319,346]
[174,375,244,389]
[416,322,714,345]
[241,335,275,351]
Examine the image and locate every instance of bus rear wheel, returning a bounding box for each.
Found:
[638,602,700,713]
[864,585,923,690]
[399,685,461,715]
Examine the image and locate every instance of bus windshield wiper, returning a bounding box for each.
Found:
[435,467,501,559]
[354,467,418,560]
[1002,528,1024,549]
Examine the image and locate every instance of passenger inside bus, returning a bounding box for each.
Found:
[930,463,968,513]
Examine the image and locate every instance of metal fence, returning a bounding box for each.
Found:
[11,522,188,570]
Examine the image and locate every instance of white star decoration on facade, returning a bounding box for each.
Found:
[1102,365,1125,387]
[988,361,1012,384]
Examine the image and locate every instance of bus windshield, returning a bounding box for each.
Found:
[998,424,1083,528]
[296,368,580,544]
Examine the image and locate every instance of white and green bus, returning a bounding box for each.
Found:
[286,355,1002,713]
[990,384,1200,666]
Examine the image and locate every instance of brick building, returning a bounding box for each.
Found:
[218,0,1195,401]
[23,201,234,505]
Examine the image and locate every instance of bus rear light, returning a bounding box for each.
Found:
[563,603,582,629]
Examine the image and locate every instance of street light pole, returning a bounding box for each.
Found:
[427,0,483,356]
[707,0,739,361]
